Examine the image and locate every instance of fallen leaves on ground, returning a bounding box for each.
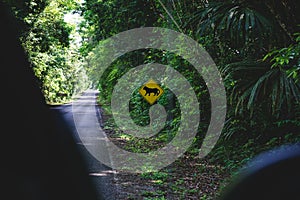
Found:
[100,109,231,200]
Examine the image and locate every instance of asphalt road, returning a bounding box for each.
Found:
[49,90,117,200]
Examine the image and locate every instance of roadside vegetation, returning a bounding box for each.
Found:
[5,0,300,199]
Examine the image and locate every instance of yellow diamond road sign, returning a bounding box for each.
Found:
[139,79,164,105]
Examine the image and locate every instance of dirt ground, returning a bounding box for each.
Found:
[99,107,231,200]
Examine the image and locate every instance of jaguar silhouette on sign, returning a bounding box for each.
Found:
[143,86,160,96]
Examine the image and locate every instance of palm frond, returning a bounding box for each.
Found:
[223,60,300,117]
[185,1,273,47]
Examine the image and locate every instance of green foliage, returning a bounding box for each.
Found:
[184,1,300,142]
[79,0,159,55]
[141,171,168,181]
[263,32,300,82]
[3,0,49,28]
[6,0,90,104]
[186,2,273,49]
[222,60,300,117]
[219,30,300,139]
[86,0,300,146]
[209,131,300,175]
